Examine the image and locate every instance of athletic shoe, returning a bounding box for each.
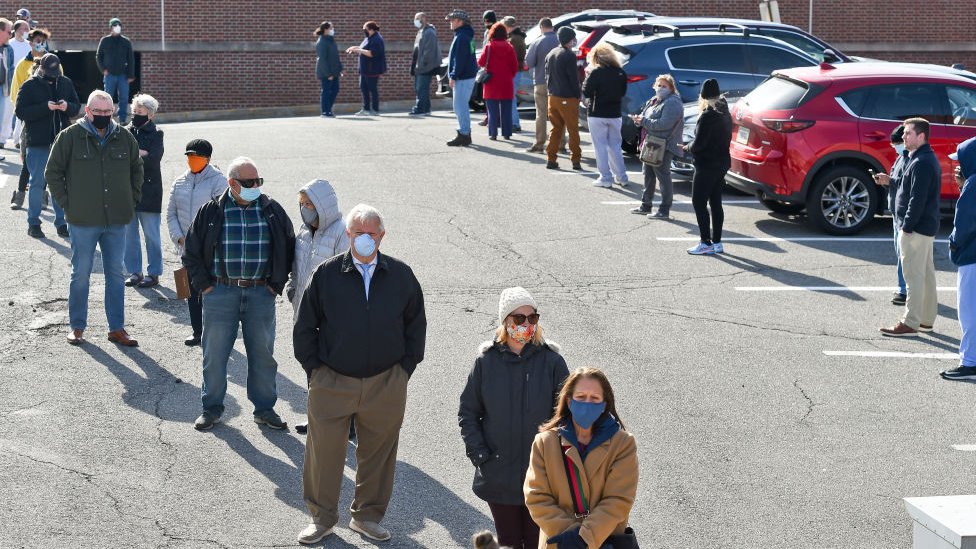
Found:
[355,109,370,116]
[712,243,724,254]
[630,206,652,215]
[940,366,976,381]
[253,410,287,430]
[687,242,714,255]
[546,161,559,170]
[592,179,612,188]
[9,190,24,209]
[370,110,381,116]
[194,412,220,431]
[891,292,906,306]
[614,178,629,188]
[647,211,670,220]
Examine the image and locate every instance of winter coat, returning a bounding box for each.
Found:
[509,27,527,69]
[448,24,478,81]
[896,142,942,237]
[525,419,638,549]
[887,150,909,214]
[165,163,227,255]
[639,91,684,157]
[358,33,387,77]
[526,31,559,86]
[458,340,569,506]
[412,25,441,76]
[46,120,143,227]
[10,54,57,106]
[689,97,733,172]
[96,34,135,78]
[288,179,349,315]
[128,121,164,213]
[15,73,80,148]
[478,39,518,100]
[545,46,580,99]
[582,66,627,119]
[951,137,976,266]
[315,35,342,80]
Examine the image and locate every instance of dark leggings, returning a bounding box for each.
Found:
[692,167,726,244]
[188,285,202,337]
[360,76,380,111]
[18,150,28,192]
[487,502,539,549]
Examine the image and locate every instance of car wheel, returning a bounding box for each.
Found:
[622,138,638,155]
[760,198,806,214]
[808,166,877,235]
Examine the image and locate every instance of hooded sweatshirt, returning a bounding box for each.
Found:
[950,137,976,266]
[448,23,478,81]
[288,179,349,315]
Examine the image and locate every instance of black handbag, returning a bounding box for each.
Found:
[475,42,492,84]
[560,447,640,549]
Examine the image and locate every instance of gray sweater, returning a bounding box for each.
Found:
[525,31,559,86]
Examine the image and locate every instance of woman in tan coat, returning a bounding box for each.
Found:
[524,368,638,549]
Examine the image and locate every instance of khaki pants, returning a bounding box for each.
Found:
[533,84,548,148]
[303,364,409,527]
[546,96,581,163]
[899,231,938,328]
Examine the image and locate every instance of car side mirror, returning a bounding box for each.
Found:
[823,49,839,64]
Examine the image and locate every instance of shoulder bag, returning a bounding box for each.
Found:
[638,98,679,168]
[561,445,640,549]
[475,42,492,84]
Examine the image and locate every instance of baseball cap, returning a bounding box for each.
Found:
[16,8,29,18]
[109,17,121,27]
[184,139,213,157]
[38,53,60,78]
[445,10,469,22]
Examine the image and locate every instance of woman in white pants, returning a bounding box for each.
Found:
[581,44,629,188]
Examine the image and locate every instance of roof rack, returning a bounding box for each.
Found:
[718,22,751,37]
[641,24,680,39]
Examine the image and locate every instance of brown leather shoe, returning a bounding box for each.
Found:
[107,329,139,347]
[66,329,85,345]
[879,322,918,337]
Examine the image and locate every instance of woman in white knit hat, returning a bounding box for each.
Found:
[459,286,569,549]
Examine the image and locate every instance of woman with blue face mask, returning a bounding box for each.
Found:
[525,367,638,549]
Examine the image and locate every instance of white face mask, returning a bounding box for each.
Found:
[19,31,27,40]
[328,28,335,36]
[892,143,906,155]
[112,25,122,34]
[414,19,422,29]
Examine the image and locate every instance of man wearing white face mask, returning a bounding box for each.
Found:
[293,204,426,544]
[96,18,134,124]
[410,12,440,116]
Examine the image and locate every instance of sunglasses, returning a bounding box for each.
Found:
[234,177,264,188]
[509,313,540,325]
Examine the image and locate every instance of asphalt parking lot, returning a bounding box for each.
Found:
[1,110,973,548]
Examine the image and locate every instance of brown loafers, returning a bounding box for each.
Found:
[66,329,85,345]
[107,329,139,347]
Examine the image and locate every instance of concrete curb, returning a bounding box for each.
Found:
[153,98,455,123]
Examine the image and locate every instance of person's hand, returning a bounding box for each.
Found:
[202,286,215,295]
[874,173,891,186]
[450,79,456,89]
[47,101,59,111]
[546,527,586,549]
[177,237,185,246]
[128,77,135,83]
[327,76,334,81]
[103,69,109,76]
[139,149,148,157]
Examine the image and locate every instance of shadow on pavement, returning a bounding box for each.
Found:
[713,253,866,301]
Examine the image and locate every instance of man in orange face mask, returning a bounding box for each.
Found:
[165,139,227,345]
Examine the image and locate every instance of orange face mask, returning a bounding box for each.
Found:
[187,155,209,174]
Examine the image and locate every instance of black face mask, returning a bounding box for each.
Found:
[131,114,149,127]
[42,74,56,83]
[363,30,369,37]
[91,114,112,130]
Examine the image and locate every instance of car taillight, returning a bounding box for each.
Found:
[626,74,647,83]
[577,46,591,60]
[761,119,814,133]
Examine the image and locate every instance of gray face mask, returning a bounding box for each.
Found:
[300,206,318,226]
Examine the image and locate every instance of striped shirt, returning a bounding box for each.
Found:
[213,198,270,280]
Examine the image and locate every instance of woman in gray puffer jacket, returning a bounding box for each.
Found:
[165,139,226,345]
[287,178,348,315]
[632,74,684,219]
[459,286,569,549]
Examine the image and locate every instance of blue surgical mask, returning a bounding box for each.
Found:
[568,399,605,429]
[237,186,261,202]
[414,19,422,29]
[353,233,376,257]
[893,144,906,155]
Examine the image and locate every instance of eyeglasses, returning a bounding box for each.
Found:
[509,313,540,325]
[234,178,264,188]
[89,108,114,115]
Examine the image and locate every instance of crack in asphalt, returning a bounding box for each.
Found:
[155,519,231,549]
[793,379,816,423]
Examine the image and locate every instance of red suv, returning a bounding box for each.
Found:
[726,62,976,234]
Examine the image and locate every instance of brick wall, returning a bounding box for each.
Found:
[17,1,974,113]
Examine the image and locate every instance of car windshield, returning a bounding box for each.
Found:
[742,75,811,110]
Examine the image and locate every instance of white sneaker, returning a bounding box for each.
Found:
[614,178,629,187]
[350,518,391,541]
[355,109,370,116]
[297,523,333,545]
[712,242,724,254]
[592,179,612,188]
[687,242,715,255]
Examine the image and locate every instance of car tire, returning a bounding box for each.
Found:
[760,198,806,214]
[808,165,877,235]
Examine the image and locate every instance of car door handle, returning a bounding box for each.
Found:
[863,131,887,140]
[678,80,700,86]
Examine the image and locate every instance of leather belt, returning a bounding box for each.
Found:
[217,277,267,287]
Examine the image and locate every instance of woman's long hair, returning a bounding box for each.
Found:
[539,367,625,432]
[587,43,621,69]
[698,96,719,114]
[488,22,508,41]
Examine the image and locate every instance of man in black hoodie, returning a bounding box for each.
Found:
[545,26,582,171]
[881,117,941,337]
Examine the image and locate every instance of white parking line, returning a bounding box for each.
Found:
[0,175,7,189]
[737,286,957,292]
[951,444,976,451]
[606,200,759,205]
[658,236,950,243]
[823,350,957,359]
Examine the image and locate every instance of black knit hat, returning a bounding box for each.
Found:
[890,124,905,144]
[184,139,213,157]
[700,79,720,100]
[39,53,60,78]
[483,10,496,23]
[557,26,576,45]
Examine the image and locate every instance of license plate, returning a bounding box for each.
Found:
[736,126,750,145]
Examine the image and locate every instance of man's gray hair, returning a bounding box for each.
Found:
[131,93,159,116]
[87,89,114,108]
[227,156,257,179]
[345,203,385,232]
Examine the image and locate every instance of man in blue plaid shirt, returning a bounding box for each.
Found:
[183,156,296,431]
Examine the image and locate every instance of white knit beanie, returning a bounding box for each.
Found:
[498,286,538,325]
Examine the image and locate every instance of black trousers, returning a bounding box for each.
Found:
[692,166,726,244]
[17,149,28,192]
[187,285,202,337]
[487,502,539,549]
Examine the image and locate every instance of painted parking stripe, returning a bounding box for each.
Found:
[658,236,950,243]
[823,350,957,359]
[952,444,976,451]
[605,199,759,205]
[737,286,957,292]
[0,175,7,189]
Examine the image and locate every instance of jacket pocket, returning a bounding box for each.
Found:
[109,146,129,162]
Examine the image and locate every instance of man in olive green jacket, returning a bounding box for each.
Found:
[46,89,143,347]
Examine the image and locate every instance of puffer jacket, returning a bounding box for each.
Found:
[639,90,684,156]
[288,179,349,315]
[165,163,226,255]
[458,339,568,506]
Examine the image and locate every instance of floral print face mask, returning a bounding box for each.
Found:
[506,322,535,344]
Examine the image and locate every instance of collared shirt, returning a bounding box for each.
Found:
[352,255,378,299]
[213,198,270,280]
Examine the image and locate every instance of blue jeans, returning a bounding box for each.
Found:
[486,99,513,138]
[511,75,520,127]
[359,76,379,111]
[959,264,976,367]
[413,73,432,113]
[103,74,130,122]
[320,77,339,115]
[588,116,628,183]
[68,224,127,331]
[26,146,64,227]
[453,78,475,135]
[124,211,162,276]
[200,283,279,416]
[893,218,907,295]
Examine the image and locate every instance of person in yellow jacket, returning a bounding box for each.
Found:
[10,29,56,107]
[524,367,638,549]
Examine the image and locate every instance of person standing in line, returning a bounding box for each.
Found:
[123,94,164,289]
[294,204,426,544]
[346,21,386,116]
[8,27,50,209]
[314,21,342,118]
[872,126,910,305]
[45,89,142,346]
[445,10,477,147]
[685,79,732,256]
[165,139,226,346]
[459,287,569,549]
[0,18,14,154]
[524,18,559,154]
[182,156,296,431]
[544,26,583,171]
[477,10,498,128]
[9,20,30,62]
[880,118,941,337]
[478,23,518,141]
[15,8,36,29]
[410,12,440,116]
[942,137,976,380]
[96,18,135,124]
[501,16,526,133]
[582,43,629,189]
[630,75,683,218]
[524,367,638,549]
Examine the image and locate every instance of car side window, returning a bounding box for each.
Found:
[667,44,749,74]
[862,84,951,124]
[838,88,870,116]
[747,45,818,76]
[762,30,826,62]
[947,86,976,127]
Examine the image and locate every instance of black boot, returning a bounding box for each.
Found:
[461,132,472,146]
[447,131,471,147]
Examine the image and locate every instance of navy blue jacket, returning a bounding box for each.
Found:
[887,149,909,214]
[315,35,342,79]
[358,33,386,77]
[951,137,976,266]
[448,24,477,81]
[895,143,941,236]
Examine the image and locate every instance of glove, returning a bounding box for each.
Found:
[546,526,586,549]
